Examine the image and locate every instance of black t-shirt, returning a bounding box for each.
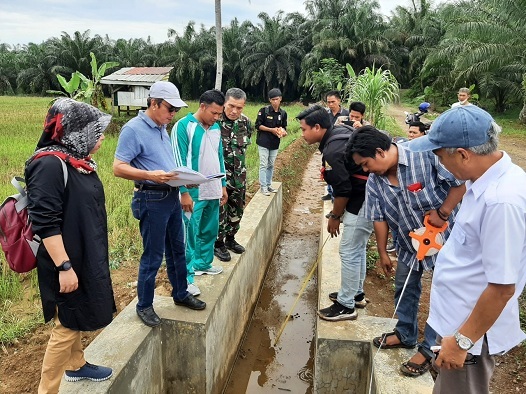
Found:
[319,125,369,215]
[255,105,288,150]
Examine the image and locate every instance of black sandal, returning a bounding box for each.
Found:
[400,348,433,377]
[372,330,415,349]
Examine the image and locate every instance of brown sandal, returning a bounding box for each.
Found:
[373,331,415,349]
[400,348,433,377]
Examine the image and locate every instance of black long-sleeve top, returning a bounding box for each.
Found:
[25,155,115,330]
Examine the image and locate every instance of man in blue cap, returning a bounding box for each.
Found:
[408,105,526,393]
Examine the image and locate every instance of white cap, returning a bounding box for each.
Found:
[149,81,187,107]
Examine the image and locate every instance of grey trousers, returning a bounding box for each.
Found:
[433,335,495,394]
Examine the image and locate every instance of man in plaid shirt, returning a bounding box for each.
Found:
[346,126,465,377]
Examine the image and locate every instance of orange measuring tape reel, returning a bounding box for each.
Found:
[409,215,448,261]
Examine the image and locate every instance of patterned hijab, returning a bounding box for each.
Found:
[27,98,112,173]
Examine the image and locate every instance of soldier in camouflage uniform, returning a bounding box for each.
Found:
[214,88,253,262]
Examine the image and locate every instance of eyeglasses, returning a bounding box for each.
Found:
[161,101,180,113]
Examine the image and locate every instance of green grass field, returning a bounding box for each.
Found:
[0,96,307,344]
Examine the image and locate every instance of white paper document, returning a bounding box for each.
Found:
[165,167,225,187]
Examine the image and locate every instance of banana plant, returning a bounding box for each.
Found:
[46,71,83,98]
[47,52,118,110]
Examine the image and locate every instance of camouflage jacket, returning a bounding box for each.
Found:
[219,113,252,186]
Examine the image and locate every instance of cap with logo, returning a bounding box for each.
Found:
[149,81,188,108]
[408,105,494,152]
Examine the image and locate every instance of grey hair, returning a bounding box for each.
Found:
[225,88,247,101]
[458,87,470,95]
[445,121,501,156]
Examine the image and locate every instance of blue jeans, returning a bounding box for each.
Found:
[394,259,436,358]
[337,206,373,309]
[258,146,278,188]
[132,189,189,309]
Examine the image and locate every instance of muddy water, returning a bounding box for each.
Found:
[224,154,325,393]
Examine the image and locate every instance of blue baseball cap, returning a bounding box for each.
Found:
[408,105,494,152]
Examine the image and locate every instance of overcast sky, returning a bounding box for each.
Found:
[1,0,424,46]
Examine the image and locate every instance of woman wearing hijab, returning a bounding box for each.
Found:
[25,98,116,393]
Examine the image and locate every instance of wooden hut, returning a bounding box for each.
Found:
[101,67,173,115]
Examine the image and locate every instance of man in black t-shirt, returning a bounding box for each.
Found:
[255,88,288,196]
[298,105,373,322]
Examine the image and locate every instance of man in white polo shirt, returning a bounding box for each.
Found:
[408,105,526,394]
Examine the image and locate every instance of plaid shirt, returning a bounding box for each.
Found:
[364,144,464,270]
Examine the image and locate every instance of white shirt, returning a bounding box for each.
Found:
[428,152,526,355]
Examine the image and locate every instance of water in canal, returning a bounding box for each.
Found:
[224,155,324,393]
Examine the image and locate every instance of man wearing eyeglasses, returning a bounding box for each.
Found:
[113,81,206,328]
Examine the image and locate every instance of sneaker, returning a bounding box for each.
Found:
[261,187,270,196]
[65,362,113,382]
[328,292,368,309]
[386,242,396,252]
[225,238,245,254]
[268,186,278,193]
[194,266,223,276]
[317,301,357,321]
[321,193,332,201]
[354,292,369,308]
[214,245,231,261]
[187,282,201,296]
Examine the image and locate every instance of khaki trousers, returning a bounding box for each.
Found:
[38,314,85,394]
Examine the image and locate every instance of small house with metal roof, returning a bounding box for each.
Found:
[101,67,173,115]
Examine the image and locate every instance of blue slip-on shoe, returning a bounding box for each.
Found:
[65,362,113,382]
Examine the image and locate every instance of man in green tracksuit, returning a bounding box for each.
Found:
[172,90,228,292]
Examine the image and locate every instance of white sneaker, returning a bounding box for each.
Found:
[268,186,278,193]
[187,282,201,296]
[260,187,270,196]
[194,266,223,276]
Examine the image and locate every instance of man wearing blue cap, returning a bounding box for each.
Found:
[114,81,206,328]
[408,105,526,393]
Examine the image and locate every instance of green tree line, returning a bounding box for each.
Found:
[0,0,525,120]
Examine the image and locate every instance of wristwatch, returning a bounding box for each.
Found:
[454,331,474,351]
[327,211,343,221]
[56,260,72,272]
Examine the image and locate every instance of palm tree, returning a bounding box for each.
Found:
[242,12,305,99]
[47,30,105,78]
[423,0,526,114]
[0,44,17,94]
[304,0,390,77]
[222,18,253,89]
[168,22,215,98]
[16,43,65,95]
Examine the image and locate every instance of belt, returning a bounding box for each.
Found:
[134,183,177,192]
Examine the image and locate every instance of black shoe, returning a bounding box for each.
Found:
[214,246,231,261]
[317,301,357,321]
[328,292,368,308]
[174,294,206,310]
[136,306,161,327]
[225,239,245,254]
[321,193,332,201]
